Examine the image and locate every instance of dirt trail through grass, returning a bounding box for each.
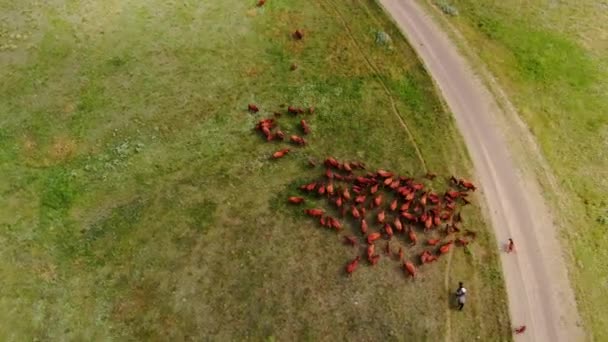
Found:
[319,0,427,172]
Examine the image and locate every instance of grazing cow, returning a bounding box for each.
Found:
[403,261,416,278]
[360,219,368,235]
[300,120,311,134]
[343,188,352,201]
[458,179,477,191]
[351,206,361,219]
[377,170,393,178]
[345,256,360,275]
[325,157,339,168]
[290,135,307,146]
[367,244,375,260]
[408,229,418,245]
[248,104,260,113]
[326,183,334,195]
[384,224,394,238]
[390,199,398,211]
[427,238,440,246]
[370,184,379,194]
[344,236,358,247]
[367,232,381,244]
[288,106,305,114]
[272,148,290,159]
[374,195,382,207]
[377,210,386,224]
[370,254,380,266]
[304,208,324,217]
[393,218,403,232]
[273,130,285,140]
[288,197,304,204]
[439,241,454,254]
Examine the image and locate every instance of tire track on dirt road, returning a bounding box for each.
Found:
[378,0,585,341]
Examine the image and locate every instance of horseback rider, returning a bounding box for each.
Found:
[455,282,467,310]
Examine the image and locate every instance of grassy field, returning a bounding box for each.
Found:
[0,0,511,340]
[426,0,608,339]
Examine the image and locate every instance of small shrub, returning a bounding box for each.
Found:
[435,0,459,16]
[374,31,392,47]
[463,245,472,256]
[598,211,607,225]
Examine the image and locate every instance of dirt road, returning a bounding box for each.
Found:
[378,0,585,340]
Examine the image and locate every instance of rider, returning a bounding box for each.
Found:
[507,238,515,253]
[514,325,527,334]
[455,282,467,311]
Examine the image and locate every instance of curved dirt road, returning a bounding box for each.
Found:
[378,0,585,341]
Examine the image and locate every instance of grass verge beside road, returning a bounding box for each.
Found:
[425,0,608,338]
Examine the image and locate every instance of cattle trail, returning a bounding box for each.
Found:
[319,0,428,173]
[443,247,454,342]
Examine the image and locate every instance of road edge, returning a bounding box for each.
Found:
[413,1,588,336]
[376,0,585,340]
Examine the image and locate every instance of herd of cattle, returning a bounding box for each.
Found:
[249,0,475,280]
[250,101,475,279]
[291,159,476,278]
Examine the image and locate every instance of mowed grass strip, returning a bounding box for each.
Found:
[0,0,509,340]
[427,0,608,338]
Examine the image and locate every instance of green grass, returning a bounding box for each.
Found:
[0,0,510,340]
[428,0,608,338]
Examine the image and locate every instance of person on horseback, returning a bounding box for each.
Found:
[455,282,467,311]
[507,238,515,253]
